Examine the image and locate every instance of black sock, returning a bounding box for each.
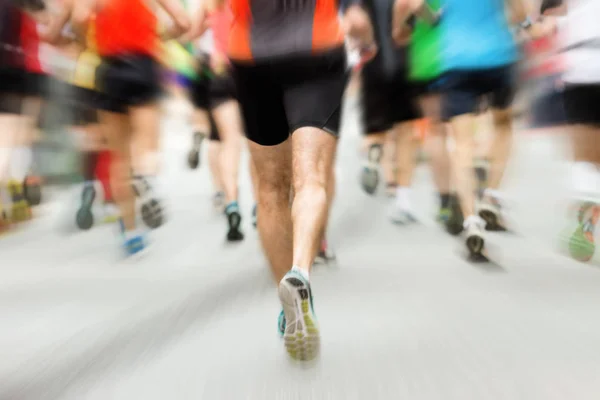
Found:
[440,193,450,209]
[82,152,99,182]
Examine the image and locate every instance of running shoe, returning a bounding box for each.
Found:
[187,131,205,169]
[225,201,244,242]
[278,309,286,337]
[389,206,418,225]
[314,239,336,264]
[446,195,464,236]
[124,235,147,256]
[278,269,319,361]
[8,180,32,223]
[23,175,42,206]
[436,207,451,223]
[119,219,148,257]
[0,207,10,235]
[479,195,507,231]
[361,143,383,195]
[568,202,599,262]
[76,182,96,231]
[464,215,486,256]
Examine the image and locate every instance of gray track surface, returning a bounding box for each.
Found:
[1,99,599,400]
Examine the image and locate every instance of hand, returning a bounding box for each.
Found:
[343,5,375,51]
[392,24,413,46]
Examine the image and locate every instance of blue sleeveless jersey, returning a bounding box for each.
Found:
[439,0,519,71]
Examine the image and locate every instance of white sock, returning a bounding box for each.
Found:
[291,266,309,281]
[463,214,484,229]
[124,228,145,241]
[483,188,501,201]
[572,162,599,198]
[395,186,412,211]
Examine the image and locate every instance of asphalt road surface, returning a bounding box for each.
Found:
[1,98,599,400]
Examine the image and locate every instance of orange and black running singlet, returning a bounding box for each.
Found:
[228,0,345,62]
[95,0,157,57]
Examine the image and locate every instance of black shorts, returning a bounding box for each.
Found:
[190,77,209,110]
[412,76,446,97]
[0,67,25,113]
[441,65,517,121]
[232,47,348,146]
[208,113,220,141]
[24,72,49,98]
[209,72,237,110]
[70,86,103,125]
[96,54,161,114]
[530,88,567,128]
[362,63,422,134]
[563,84,600,126]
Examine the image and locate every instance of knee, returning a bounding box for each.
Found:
[221,130,243,147]
[293,172,327,200]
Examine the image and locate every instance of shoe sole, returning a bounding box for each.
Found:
[226,211,244,241]
[76,185,96,230]
[466,231,485,255]
[360,144,383,195]
[278,277,320,361]
[479,207,507,232]
[390,213,418,225]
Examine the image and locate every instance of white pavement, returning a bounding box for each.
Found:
[1,99,599,400]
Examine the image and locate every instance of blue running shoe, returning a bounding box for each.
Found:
[124,235,146,256]
[278,269,319,361]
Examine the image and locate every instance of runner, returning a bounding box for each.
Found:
[359,1,423,225]
[199,0,375,360]
[532,0,600,262]
[40,0,119,231]
[408,0,452,223]
[0,0,47,230]
[75,0,190,255]
[188,1,245,241]
[396,0,528,257]
[205,3,244,241]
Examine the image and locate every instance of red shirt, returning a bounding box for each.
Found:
[21,13,43,73]
[95,0,157,57]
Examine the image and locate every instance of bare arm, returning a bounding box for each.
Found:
[179,2,211,43]
[157,0,192,40]
[39,0,73,44]
[505,0,529,26]
[414,1,441,26]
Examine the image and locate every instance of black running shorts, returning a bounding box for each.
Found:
[208,113,220,141]
[232,47,348,146]
[563,84,600,126]
[362,61,422,134]
[70,86,103,125]
[0,67,25,113]
[441,64,517,121]
[95,54,161,114]
[190,77,209,110]
[209,71,237,110]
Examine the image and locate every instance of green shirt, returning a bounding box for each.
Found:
[409,0,443,82]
